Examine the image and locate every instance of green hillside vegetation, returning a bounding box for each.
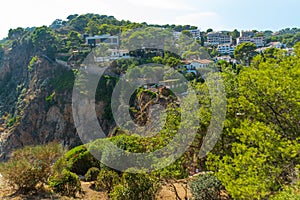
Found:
[0,13,299,199]
[1,43,300,198]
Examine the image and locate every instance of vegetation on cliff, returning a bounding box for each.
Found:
[0,13,299,199]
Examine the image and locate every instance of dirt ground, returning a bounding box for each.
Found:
[0,178,229,199]
[157,182,192,200]
[0,181,190,200]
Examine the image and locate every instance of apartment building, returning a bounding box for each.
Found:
[206,32,232,46]
[240,30,255,38]
[189,29,201,39]
[251,37,265,47]
[173,29,201,40]
[237,36,265,47]
[217,44,235,55]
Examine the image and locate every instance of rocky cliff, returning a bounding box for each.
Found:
[0,42,116,159]
[0,44,66,158]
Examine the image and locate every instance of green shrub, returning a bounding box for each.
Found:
[109,184,126,200]
[45,92,55,103]
[28,55,38,71]
[64,145,99,175]
[85,167,100,182]
[7,116,16,127]
[270,182,300,200]
[110,169,160,200]
[95,169,120,192]
[0,143,64,193]
[189,173,222,200]
[49,169,82,197]
[207,121,300,200]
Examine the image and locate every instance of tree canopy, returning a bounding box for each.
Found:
[234,42,257,65]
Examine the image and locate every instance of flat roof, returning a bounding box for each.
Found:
[192,59,214,64]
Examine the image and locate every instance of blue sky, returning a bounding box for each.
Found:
[1,0,299,39]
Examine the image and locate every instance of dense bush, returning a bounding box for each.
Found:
[270,184,300,200]
[95,169,120,192]
[270,173,300,200]
[206,45,300,199]
[0,143,64,193]
[189,173,222,200]
[208,122,300,199]
[85,167,100,182]
[49,169,82,197]
[110,169,160,200]
[64,145,99,175]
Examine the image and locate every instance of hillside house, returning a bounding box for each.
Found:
[267,42,286,49]
[94,49,130,62]
[86,34,119,47]
[191,59,214,68]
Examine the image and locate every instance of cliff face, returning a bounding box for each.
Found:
[0,42,171,159]
[0,44,83,159]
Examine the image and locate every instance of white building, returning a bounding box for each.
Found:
[240,30,255,38]
[182,63,197,75]
[189,29,201,39]
[173,29,201,40]
[217,44,235,55]
[180,60,213,75]
[255,47,269,53]
[86,34,119,47]
[207,32,221,46]
[267,42,286,49]
[237,36,265,47]
[236,37,252,44]
[215,56,238,64]
[256,42,287,53]
[173,31,181,40]
[251,37,265,47]
[207,32,232,46]
[110,49,130,58]
[95,49,130,62]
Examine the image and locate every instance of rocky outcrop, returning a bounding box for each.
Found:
[0,48,72,158]
[0,44,90,159]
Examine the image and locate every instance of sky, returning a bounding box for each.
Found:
[1,0,300,39]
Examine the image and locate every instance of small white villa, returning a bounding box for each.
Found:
[94,49,130,62]
[179,59,215,75]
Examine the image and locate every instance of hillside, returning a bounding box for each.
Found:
[0,13,299,200]
[0,13,203,158]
